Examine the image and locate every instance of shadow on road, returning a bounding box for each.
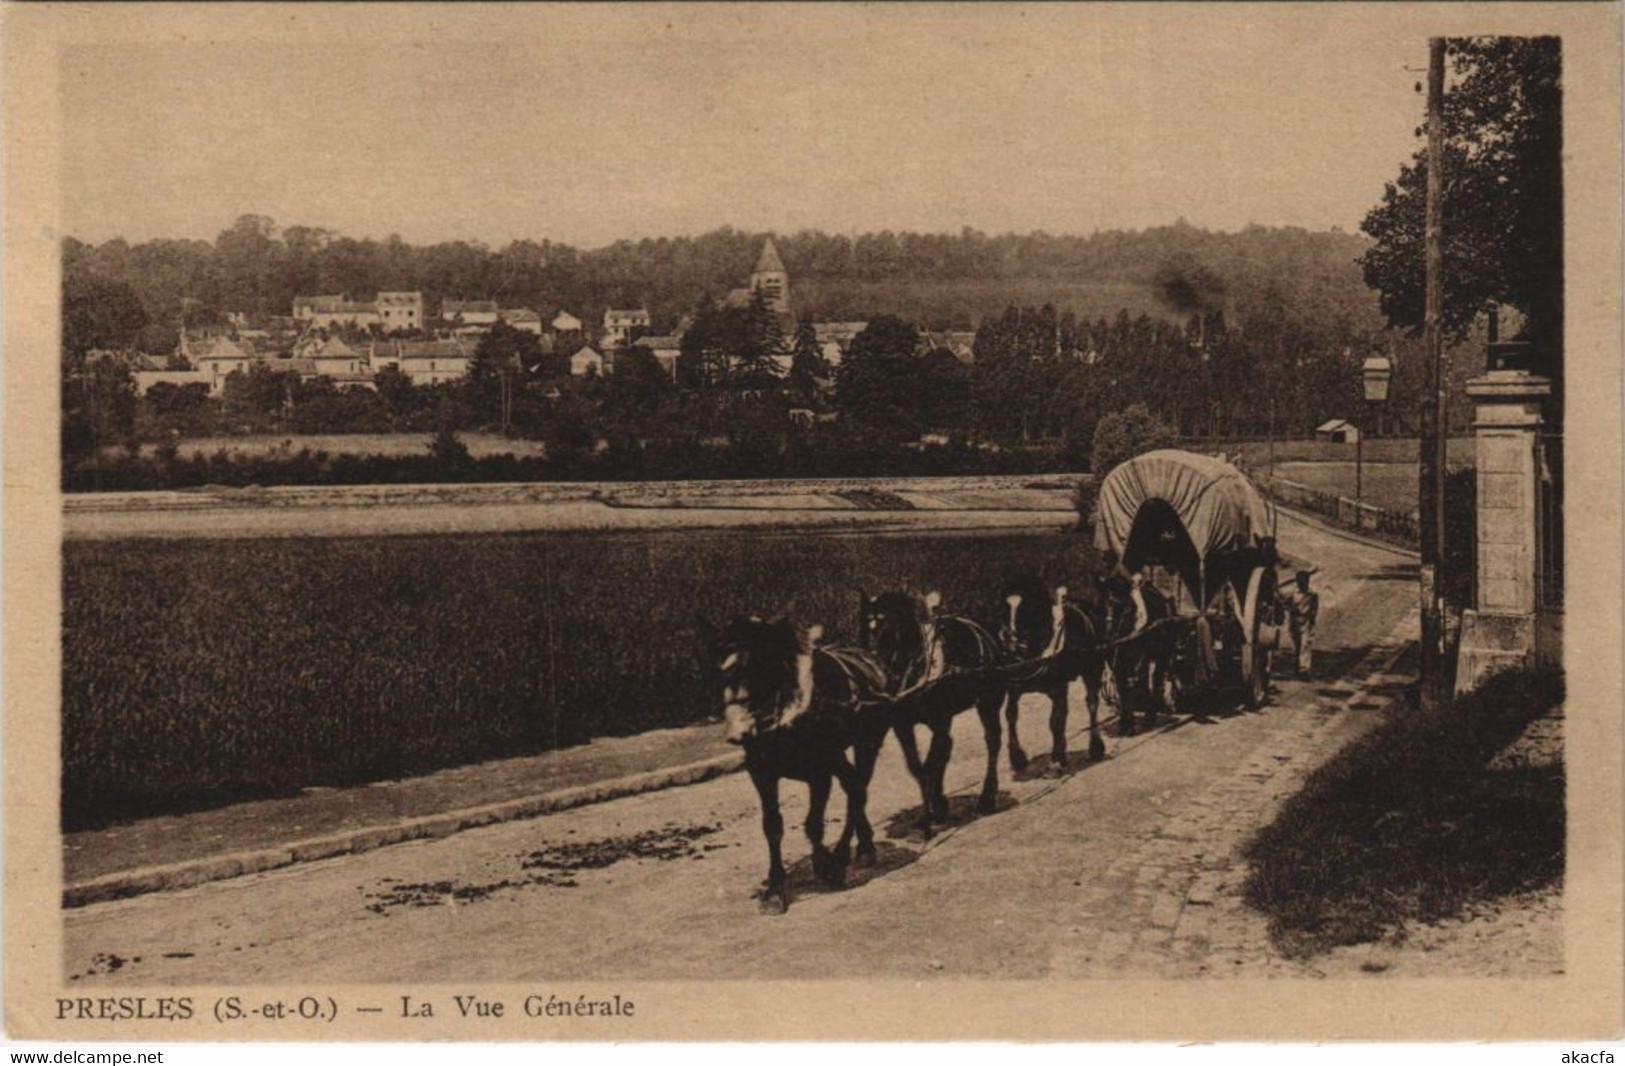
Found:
[1355,561,1421,583]
[1015,748,1114,779]
[881,790,1016,843]
[776,840,923,901]
[1307,646,1373,686]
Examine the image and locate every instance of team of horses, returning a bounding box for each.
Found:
[699,570,1175,913]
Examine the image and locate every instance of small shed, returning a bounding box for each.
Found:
[1315,418,1360,444]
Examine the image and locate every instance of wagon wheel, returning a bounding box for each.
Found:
[1240,566,1277,710]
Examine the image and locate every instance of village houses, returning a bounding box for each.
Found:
[127,239,889,399]
[602,307,651,348]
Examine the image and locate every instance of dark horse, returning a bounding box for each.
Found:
[997,576,1110,773]
[699,615,893,913]
[859,591,1007,833]
[1097,570,1178,736]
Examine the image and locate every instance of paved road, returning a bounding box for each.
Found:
[64,511,1419,984]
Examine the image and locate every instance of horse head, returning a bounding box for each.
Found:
[1100,570,1170,641]
[701,615,820,745]
[858,590,927,691]
[999,575,1060,659]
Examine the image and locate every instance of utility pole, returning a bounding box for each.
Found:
[1267,393,1276,477]
[500,363,513,436]
[1420,36,1448,707]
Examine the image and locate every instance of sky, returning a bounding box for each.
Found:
[56,5,1435,250]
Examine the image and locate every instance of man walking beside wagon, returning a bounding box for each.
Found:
[1278,568,1320,676]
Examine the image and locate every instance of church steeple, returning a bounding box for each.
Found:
[750,237,789,314]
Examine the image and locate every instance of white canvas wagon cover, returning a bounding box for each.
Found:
[1093,449,1276,562]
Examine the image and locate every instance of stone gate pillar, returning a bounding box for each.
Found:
[1454,354,1553,693]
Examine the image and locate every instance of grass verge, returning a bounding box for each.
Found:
[1242,666,1565,957]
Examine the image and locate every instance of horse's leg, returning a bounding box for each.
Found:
[893,717,935,817]
[752,768,788,914]
[1084,656,1107,762]
[806,771,841,887]
[1117,654,1137,736]
[923,717,954,823]
[976,688,1004,813]
[1141,651,1160,730]
[1046,678,1070,776]
[858,737,884,871]
[1004,689,1029,772]
[832,754,858,868]
[847,736,881,865]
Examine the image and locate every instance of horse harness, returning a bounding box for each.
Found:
[1001,600,1096,686]
[891,613,1003,702]
[811,645,893,717]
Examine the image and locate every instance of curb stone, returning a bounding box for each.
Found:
[63,750,745,909]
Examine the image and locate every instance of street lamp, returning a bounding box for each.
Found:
[1358,353,1394,504]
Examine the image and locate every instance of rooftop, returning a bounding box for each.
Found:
[398,339,474,360]
[189,336,255,361]
[443,300,499,315]
[754,237,786,275]
[311,336,359,359]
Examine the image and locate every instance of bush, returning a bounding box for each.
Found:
[429,428,472,466]
[1089,403,1178,476]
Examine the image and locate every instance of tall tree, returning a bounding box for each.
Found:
[787,319,828,403]
[62,274,148,356]
[1360,37,1563,382]
[677,303,738,388]
[835,315,924,439]
[469,320,540,427]
[734,289,786,388]
[213,214,286,315]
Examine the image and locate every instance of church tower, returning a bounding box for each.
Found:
[750,237,789,314]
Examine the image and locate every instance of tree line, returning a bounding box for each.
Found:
[63,217,1378,347]
[64,293,1466,490]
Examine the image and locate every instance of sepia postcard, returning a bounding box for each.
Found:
[4,1,1622,1045]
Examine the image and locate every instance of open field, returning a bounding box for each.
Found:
[63,527,1097,830]
[1271,461,1421,516]
[1230,436,1476,469]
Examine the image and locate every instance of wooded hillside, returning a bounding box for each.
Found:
[63,218,1380,342]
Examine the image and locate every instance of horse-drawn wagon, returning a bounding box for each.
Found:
[1093,449,1285,721]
